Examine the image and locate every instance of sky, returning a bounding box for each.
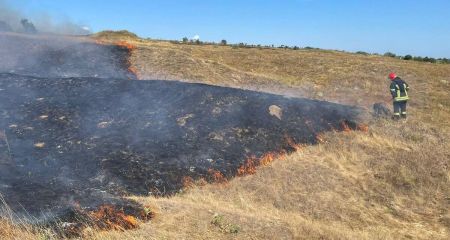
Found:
[4,0,450,58]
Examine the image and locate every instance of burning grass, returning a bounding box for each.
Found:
[94,39,139,78]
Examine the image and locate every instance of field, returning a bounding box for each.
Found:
[1,32,449,239]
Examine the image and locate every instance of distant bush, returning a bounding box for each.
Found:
[220,39,227,46]
[403,55,413,60]
[423,57,437,63]
[439,58,450,64]
[21,19,37,34]
[413,56,423,61]
[356,51,369,55]
[384,52,397,58]
[182,37,189,43]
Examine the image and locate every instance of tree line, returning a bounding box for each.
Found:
[174,37,449,64]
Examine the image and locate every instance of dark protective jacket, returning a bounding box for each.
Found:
[390,77,409,102]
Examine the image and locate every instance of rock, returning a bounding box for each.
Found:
[269,105,283,120]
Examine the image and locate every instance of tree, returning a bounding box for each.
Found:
[413,56,423,62]
[403,55,413,60]
[182,37,188,43]
[440,58,450,64]
[21,19,37,34]
[220,39,227,46]
[356,51,369,55]
[384,52,396,58]
[423,57,436,63]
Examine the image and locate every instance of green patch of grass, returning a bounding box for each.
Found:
[211,213,240,234]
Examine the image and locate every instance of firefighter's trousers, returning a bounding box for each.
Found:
[393,101,407,118]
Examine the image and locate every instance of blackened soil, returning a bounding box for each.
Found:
[0,73,363,220]
[0,33,135,79]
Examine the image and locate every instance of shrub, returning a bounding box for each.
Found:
[413,56,423,61]
[403,55,413,60]
[439,58,450,64]
[423,57,436,63]
[220,39,227,46]
[384,52,396,58]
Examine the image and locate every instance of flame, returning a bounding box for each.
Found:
[285,135,304,151]
[356,124,369,132]
[207,169,227,183]
[88,205,139,231]
[94,40,139,79]
[315,133,326,143]
[182,176,195,188]
[115,41,137,51]
[115,41,139,79]
[237,156,258,176]
[340,121,352,132]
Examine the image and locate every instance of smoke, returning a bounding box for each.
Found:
[0,0,90,35]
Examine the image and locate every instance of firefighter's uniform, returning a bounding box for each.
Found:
[390,77,409,119]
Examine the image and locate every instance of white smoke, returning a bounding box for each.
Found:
[0,0,91,35]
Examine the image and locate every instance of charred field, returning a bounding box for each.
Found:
[0,32,135,79]
[0,33,368,236]
[0,73,364,220]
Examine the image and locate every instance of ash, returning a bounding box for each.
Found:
[0,73,363,219]
[0,33,365,225]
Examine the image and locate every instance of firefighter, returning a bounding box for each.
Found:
[388,73,409,120]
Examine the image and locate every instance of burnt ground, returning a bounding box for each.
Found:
[0,72,364,221]
[0,32,135,79]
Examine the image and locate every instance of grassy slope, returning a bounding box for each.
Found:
[2,34,449,239]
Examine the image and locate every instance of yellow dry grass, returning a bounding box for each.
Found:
[2,34,449,239]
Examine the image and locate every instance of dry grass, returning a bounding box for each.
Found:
[2,34,449,239]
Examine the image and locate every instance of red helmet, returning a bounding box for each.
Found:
[389,72,397,80]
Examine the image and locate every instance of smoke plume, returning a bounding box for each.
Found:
[0,0,90,35]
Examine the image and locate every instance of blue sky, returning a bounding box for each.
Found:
[5,0,450,57]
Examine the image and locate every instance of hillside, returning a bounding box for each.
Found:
[1,33,449,239]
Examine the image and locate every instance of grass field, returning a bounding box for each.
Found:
[1,32,449,239]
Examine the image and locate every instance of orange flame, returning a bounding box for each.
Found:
[182,176,195,189]
[115,41,139,79]
[88,205,139,231]
[237,156,258,176]
[340,121,352,132]
[356,124,369,132]
[235,120,369,177]
[285,135,304,151]
[116,41,137,50]
[207,169,227,183]
[315,133,326,143]
[94,40,139,79]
